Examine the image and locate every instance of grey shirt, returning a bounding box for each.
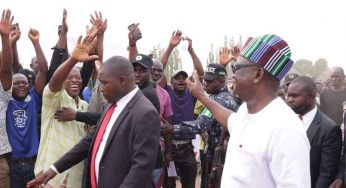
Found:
[0,81,12,155]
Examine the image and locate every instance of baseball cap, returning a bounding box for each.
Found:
[18,69,36,83]
[284,73,299,85]
[203,63,227,81]
[171,70,188,80]
[131,54,153,69]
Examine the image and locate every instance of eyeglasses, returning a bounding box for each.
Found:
[231,64,259,73]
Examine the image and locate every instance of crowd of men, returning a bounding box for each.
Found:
[0,8,345,188]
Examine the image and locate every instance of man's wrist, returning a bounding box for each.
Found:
[50,165,60,174]
[129,42,136,47]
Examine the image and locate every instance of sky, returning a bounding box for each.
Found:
[1,0,346,74]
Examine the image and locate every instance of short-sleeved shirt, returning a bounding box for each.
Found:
[155,85,173,118]
[0,81,12,155]
[35,86,88,188]
[165,86,196,125]
[6,88,41,158]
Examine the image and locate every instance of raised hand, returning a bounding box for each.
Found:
[9,26,20,44]
[58,9,68,35]
[26,168,57,188]
[0,9,14,36]
[231,46,240,61]
[169,30,182,47]
[184,36,194,52]
[90,11,107,36]
[219,47,232,66]
[186,70,207,100]
[128,23,141,46]
[28,28,40,43]
[70,32,99,62]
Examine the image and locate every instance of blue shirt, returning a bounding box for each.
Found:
[165,86,196,125]
[82,86,92,103]
[6,88,41,158]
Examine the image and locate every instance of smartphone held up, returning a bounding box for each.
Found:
[128,23,142,40]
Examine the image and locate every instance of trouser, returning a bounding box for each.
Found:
[199,150,210,188]
[0,154,10,188]
[164,142,197,188]
[9,157,36,188]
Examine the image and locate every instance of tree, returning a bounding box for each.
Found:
[314,58,329,78]
[293,59,314,77]
[150,45,182,79]
[207,43,215,65]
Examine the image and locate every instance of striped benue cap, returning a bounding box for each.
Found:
[240,34,294,81]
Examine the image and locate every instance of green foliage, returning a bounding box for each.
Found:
[293,58,329,79]
[150,45,182,79]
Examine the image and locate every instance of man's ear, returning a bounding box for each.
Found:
[30,64,33,68]
[253,68,264,84]
[119,76,126,86]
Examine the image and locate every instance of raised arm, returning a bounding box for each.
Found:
[9,24,22,73]
[0,9,14,91]
[47,9,68,82]
[28,28,48,95]
[186,37,204,76]
[160,30,182,70]
[79,14,106,97]
[128,23,141,61]
[49,28,100,93]
[56,9,68,49]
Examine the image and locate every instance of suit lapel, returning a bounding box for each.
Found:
[101,90,142,159]
[89,103,113,152]
[306,110,322,143]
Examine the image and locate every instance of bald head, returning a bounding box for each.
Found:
[152,59,164,83]
[331,67,345,76]
[330,66,345,90]
[102,56,134,76]
[98,56,136,103]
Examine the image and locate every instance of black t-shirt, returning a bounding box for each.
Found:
[140,83,162,169]
[320,88,346,126]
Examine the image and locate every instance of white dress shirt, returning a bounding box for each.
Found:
[300,106,317,131]
[94,87,139,183]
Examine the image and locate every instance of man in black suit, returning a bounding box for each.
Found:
[287,76,342,188]
[27,56,160,188]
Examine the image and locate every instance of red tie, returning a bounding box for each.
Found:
[298,115,303,121]
[90,103,116,188]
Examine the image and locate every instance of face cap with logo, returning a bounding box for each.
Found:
[203,63,227,81]
[131,54,154,69]
[284,73,300,85]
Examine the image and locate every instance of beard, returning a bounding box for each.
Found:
[291,105,308,115]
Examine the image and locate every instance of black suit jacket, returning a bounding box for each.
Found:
[54,90,160,188]
[307,109,342,188]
